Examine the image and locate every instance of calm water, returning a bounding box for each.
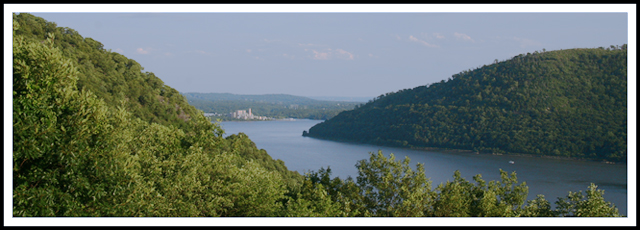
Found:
[219,119,629,216]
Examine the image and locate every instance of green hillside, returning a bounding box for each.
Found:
[13,13,207,131]
[12,13,303,216]
[305,46,627,162]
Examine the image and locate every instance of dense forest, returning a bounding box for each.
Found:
[183,92,360,120]
[12,13,622,218]
[305,46,627,163]
[12,12,301,217]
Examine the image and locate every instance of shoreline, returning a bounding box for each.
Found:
[303,135,626,165]
[404,145,625,165]
[211,117,301,122]
[410,146,626,165]
[416,147,626,164]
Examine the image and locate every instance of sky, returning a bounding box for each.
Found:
[5,4,635,100]
[3,4,638,226]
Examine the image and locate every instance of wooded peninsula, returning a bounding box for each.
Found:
[305,45,627,163]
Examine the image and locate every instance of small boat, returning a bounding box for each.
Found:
[508,160,515,164]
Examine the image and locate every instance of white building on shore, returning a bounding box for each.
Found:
[229,108,271,120]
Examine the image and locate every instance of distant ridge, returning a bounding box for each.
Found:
[308,96,373,103]
[182,92,361,120]
[182,92,368,103]
[183,92,325,104]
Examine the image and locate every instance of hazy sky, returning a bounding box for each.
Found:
[8,5,634,99]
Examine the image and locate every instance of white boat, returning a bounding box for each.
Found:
[509,160,515,164]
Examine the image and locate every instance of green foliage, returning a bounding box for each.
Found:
[555,183,621,217]
[306,46,627,162]
[13,13,201,131]
[13,30,133,216]
[296,151,620,217]
[288,152,437,217]
[355,151,434,217]
[432,170,528,217]
[220,133,304,191]
[283,168,354,217]
[13,13,300,217]
[521,195,555,217]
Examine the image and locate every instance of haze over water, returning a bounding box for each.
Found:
[220,119,628,216]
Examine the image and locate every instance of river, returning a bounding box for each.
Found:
[219,119,629,216]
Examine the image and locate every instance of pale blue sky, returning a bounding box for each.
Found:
[7,5,632,99]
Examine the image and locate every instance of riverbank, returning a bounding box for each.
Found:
[408,145,626,165]
[302,133,626,165]
[224,119,627,216]
[215,117,302,122]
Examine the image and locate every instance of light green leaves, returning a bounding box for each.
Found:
[355,151,433,217]
[555,183,621,217]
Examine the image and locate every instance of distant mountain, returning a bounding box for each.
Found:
[304,46,627,162]
[308,96,374,103]
[183,92,362,120]
[184,93,326,104]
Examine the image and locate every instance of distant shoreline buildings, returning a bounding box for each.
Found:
[204,108,270,120]
[231,108,271,120]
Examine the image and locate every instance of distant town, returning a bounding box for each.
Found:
[204,108,273,121]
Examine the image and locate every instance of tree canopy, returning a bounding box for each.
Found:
[305,45,627,162]
[13,13,302,217]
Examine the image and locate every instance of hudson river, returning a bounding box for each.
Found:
[219,119,629,216]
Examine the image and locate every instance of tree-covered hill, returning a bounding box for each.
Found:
[12,13,304,216]
[305,46,627,162]
[13,13,203,132]
[12,13,304,184]
[183,92,360,120]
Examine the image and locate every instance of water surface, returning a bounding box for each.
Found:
[219,119,628,216]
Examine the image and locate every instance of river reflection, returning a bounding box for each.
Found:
[219,119,629,216]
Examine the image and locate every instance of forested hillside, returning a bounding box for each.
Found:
[12,13,303,216]
[12,13,621,218]
[183,92,360,120]
[13,13,204,131]
[305,46,627,162]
